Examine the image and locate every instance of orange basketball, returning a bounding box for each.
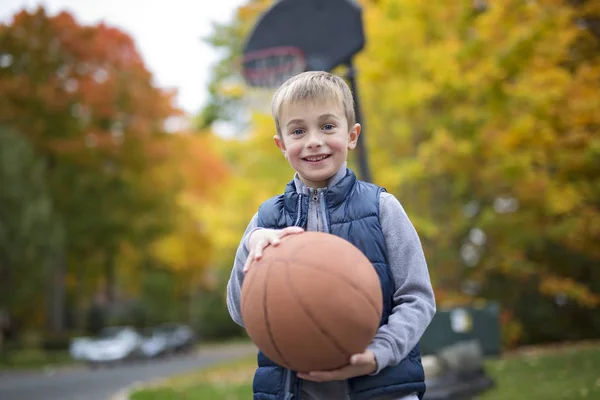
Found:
[241,231,382,372]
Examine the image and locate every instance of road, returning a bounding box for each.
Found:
[0,344,257,400]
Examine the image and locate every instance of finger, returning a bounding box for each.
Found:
[254,239,266,260]
[296,372,311,380]
[350,354,365,365]
[304,371,339,382]
[282,226,304,236]
[271,227,301,246]
[243,252,254,273]
[310,368,343,377]
[297,372,327,382]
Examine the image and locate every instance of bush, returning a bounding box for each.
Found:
[41,332,73,351]
[193,288,245,341]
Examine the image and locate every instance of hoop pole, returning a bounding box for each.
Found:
[346,60,372,183]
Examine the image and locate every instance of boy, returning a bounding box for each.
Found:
[227,71,436,400]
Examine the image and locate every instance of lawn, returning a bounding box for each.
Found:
[130,356,255,400]
[481,342,600,399]
[131,342,600,400]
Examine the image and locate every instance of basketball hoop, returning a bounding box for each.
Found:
[241,46,307,89]
[239,0,371,181]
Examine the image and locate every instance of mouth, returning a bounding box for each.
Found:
[302,154,331,163]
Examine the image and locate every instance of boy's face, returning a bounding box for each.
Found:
[274,99,360,188]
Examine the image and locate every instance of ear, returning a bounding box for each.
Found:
[348,123,361,150]
[273,134,287,158]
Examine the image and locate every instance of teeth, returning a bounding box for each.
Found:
[305,155,328,161]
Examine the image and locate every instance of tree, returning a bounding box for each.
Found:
[198,0,272,131]
[150,133,228,313]
[0,126,63,337]
[358,0,600,344]
[0,7,181,332]
[201,0,600,345]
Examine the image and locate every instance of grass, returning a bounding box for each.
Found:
[481,342,600,399]
[130,356,255,400]
[131,342,600,400]
[0,348,76,371]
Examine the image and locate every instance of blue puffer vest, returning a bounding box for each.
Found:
[252,169,425,400]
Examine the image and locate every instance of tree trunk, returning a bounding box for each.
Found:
[105,251,116,304]
[47,250,66,334]
[0,308,6,356]
[0,255,13,350]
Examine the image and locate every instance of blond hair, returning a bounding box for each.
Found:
[271,71,356,136]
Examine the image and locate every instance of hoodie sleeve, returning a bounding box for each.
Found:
[367,193,436,374]
[226,212,260,327]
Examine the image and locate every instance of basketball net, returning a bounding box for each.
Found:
[241,47,307,115]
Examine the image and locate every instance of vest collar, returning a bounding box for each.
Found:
[292,162,349,195]
[285,165,357,211]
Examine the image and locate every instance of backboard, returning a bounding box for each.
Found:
[241,0,365,88]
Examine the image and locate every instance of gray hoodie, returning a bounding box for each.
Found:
[226,166,436,400]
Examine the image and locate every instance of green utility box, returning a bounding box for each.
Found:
[420,302,502,357]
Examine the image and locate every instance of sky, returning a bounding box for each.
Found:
[0,0,246,116]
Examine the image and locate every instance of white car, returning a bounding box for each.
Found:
[69,337,92,360]
[155,323,196,353]
[139,328,170,358]
[69,326,143,364]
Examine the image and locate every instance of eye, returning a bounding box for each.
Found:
[322,123,335,131]
[290,128,305,136]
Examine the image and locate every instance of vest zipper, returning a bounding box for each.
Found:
[319,190,330,233]
[312,189,319,226]
[283,368,294,399]
[293,195,302,227]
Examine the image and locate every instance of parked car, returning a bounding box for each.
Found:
[155,323,196,353]
[139,327,170,359]
[69,326,143,365]
[69,337,92,361]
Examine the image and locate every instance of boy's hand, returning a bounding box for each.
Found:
[296,350,377,382]
[243,227,304,273]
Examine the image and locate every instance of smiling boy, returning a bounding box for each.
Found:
[227,71,436,400]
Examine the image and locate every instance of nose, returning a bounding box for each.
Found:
[305,129,323,148]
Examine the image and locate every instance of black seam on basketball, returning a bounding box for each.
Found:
[263,261,292,369]
[290,261,381,332]
[242,264,263,323]
[240,268,254,322]
[295,239,382,316]
[268,255,381,322]
[283,260,351,357]
[243,269,265,326]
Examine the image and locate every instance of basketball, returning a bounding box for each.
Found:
[241,231,383,372]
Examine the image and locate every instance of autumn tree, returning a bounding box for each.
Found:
[0,126,63,341]
[353,0,600,344]
[148,133,228,325]
[0,7,181,333]
[202,0,600,345]
[198,0,273,131]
